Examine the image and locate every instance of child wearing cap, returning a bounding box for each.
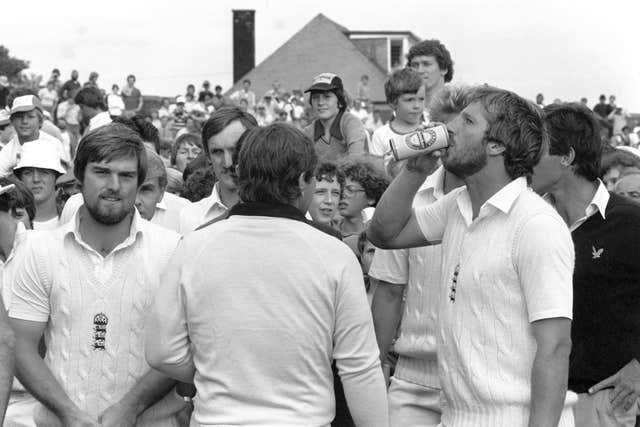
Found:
[13,140,66,230]
[370,68,425,164]
[303,73,368,161]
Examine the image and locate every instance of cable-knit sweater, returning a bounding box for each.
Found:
[9,211,182,426]
[415,178,575,427]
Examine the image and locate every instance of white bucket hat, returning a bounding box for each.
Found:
[14,139,66,174]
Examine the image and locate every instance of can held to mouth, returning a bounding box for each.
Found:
[389,125,449,161]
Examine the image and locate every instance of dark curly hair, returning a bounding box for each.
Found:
[181,166,216,203]
[337,156,390,206]
[406,39,454,83]
[315,161,339,183]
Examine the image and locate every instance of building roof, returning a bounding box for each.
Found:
[227,13,395,103]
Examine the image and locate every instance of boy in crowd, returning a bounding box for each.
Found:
[13,140,66,230]
[532,103,640,426]
[370,68,425,162]
[0,95,68,177]
[368,86,468,426]
[307,161,341,227]
[336,156,389,251]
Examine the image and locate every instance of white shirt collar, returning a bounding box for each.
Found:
[64,207,145,255]
[483,177,529,214]
[88,111,112,132]
[203,183,228,215]
[418,165,446,200]
[156,193,168,211]
[456,177,528,226]
[587,179,609,220]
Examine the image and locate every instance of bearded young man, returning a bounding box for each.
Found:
[9,123,187,426]
[369,86,575,427]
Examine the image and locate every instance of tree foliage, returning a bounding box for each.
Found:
[0,45,30,80]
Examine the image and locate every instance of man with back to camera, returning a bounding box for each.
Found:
[178,107,257,233]
[9,123,188,426]
[531,102,640,427]
[406,39,454,119]
[146,123,388,426]
[75,86,112,133]
[368,85,575,427]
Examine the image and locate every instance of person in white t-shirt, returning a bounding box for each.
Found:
[37,81,58,114]
[370,68,425,163]
[0,95,69,177]
[13,140,66,230]
[369,85,575,427]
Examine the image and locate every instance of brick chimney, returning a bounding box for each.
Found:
[232,10,255,83]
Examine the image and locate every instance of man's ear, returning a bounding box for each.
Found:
[560,147,576,167]
[487,140,506,156]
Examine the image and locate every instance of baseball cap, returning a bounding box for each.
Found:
[304,73,344,93]
[176,95,186,104]
[0,76,8,88]
[0,109,10,126]
[10,95,43,117]
[14,139,66,174]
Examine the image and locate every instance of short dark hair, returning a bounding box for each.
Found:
[0,177,36,222]
[180,167,215,203]
[406,39,454,83]
[467,86,546,180]
[215,85,222,91]
[74,123,148,186]
[338,156,390,206]
[201,107,258,156]
[243,79,251,85]
[238,123,317,205]
[384,68,423,104]
[112,115,160,152]
[127,74,136,81]
[75,87,107,111]
[544,103,602,181]
[315,161,339,182]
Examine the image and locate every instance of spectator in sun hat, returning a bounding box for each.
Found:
[0,95,69,177]
[13,139,66,230]
[303,72,368,161]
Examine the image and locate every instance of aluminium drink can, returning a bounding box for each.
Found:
[389,125,449,161]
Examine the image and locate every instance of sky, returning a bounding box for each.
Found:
[2,0,639,110]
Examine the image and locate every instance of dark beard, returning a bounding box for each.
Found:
[85,200,133,225]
